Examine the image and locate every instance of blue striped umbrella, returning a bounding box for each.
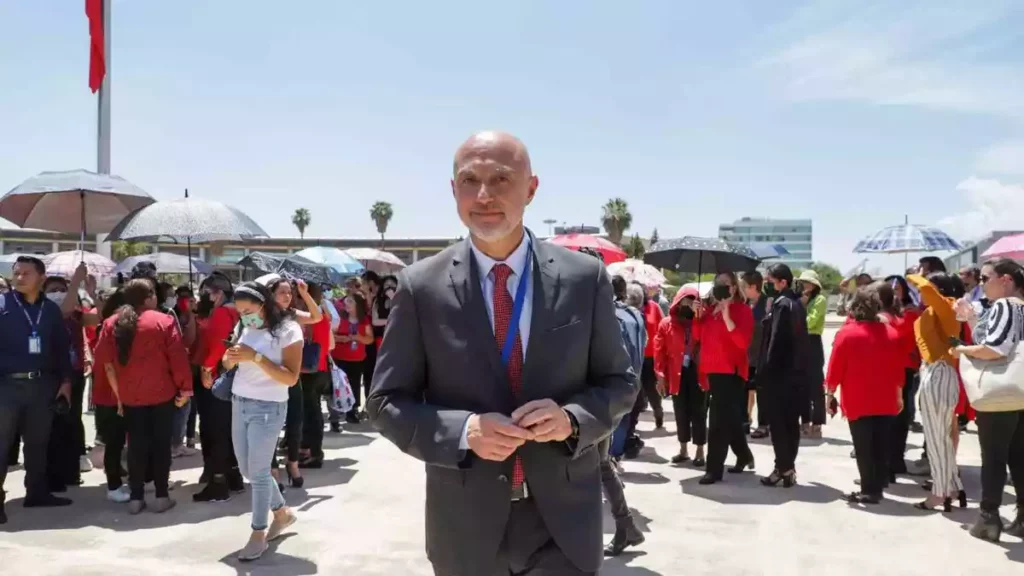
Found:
[853,224,963,254]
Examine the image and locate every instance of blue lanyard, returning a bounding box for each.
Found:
[12,292,44,335]
[500,244,532,367]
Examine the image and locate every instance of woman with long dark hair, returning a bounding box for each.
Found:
[697,271,755,485]
[94,279,192,514]
[332,291,374,422]
[92,287,130,503]
[294,282,333,468]
[222,282,303,561]
[881,276,921,477]
[955,258,1024,541]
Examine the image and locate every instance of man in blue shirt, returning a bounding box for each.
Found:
[0,256,74,524]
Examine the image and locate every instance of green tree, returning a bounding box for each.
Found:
[291,208,311,239]
[625,234,645,259]
[370,201,394,248]
[649,227,659,247]
[810,262,843,294]
[600,198,632,245]
[111,240,150,261]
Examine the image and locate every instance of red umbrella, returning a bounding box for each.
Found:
[547,233,627,264]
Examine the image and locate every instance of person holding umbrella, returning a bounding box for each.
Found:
[698,272,756,485]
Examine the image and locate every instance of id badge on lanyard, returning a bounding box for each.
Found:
[13,293,45,355]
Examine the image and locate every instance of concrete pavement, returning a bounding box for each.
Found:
[1,328,1022,575]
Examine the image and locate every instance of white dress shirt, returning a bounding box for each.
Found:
[459,230,535,449]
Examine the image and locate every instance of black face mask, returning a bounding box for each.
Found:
[712,284,731,301]
[677,307,695,320]
[196,292,214,318]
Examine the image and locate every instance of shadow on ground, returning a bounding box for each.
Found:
[679,476,845,506]
[219,533,318,575]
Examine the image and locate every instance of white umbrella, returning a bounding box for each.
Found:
[42,250,116,277]
[344,247,407,274]
[114,252,214,276]
[606,259,667,289]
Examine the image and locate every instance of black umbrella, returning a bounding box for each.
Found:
[237,251,343,286]
[644,236,760,274]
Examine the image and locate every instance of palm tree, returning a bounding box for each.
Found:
[370,201,394,248]
[292,208,311,239]
[601,198,632,245]
[111,240,150,261]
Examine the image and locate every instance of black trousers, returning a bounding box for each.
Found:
[123,401,174,500]
[975,410,1024,513]
[281,379,304,463]
[362,343,377,407]
[194,377,238,478]
[46,371,87,489]
[488,498,595,576]
[765,383,802,472]
[0,378,55,498]
[673,363,707,445]
[849,416,893,496]
[339,360,364,413]
[640,357,663,422]
[802,335,826,425]
[94,404,126,490]
[301,370,332,458]
[706,373,753,477]
[889,369,918,474]
[598,438,630,525]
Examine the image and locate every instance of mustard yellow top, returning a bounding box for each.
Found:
[907,274,959,365]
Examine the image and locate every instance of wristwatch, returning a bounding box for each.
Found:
[565,410,580,441]
[254,352,264,364]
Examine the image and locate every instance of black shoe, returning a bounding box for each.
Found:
[750,427,769,439]
[670,452,690,465]
[192,480,231,503]
[914,498,952,513]
[604,521,645,556]
[921,480,933,491]
[623,439,643,460]
[345,411,361,425]
[728,456,755,474]
[698,474,720,485]
[970,510,1003,542]
[0,492,6,525]
[692,456,706,468]
[286,465,305,489]
[844,491,882,504]
[329,422,342,434]
[228,471,246,493]
[910,422,924,433]
[654,413,664,430]
[23,494,72,508]
[958,490,968,509]
[298,456,323,469]
[1004,508,1024,538]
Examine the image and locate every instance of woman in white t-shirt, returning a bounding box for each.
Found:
[954,258,1024,543]
[222,282,304,561]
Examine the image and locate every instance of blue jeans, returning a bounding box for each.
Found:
[171,398,191,448]
[232,395,288,530]
[610,414,630,458]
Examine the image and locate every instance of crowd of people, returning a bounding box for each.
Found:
[0,255,396,561]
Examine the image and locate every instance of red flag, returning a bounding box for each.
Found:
[86,0,105,93]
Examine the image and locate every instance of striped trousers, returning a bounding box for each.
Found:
[918,360,963,498]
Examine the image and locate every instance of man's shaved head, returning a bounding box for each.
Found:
[451,131,538,252]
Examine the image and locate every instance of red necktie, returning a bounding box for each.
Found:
[492,264,525,488]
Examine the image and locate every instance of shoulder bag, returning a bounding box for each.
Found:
[958,297,1024,412]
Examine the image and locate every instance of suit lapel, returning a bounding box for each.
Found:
[449,240,511,392]
[523,240,560,379]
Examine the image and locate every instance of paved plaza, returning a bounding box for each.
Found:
[1,326,1023,575]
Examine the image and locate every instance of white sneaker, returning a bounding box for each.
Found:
[107,486,131,503]
[80,455,94,473]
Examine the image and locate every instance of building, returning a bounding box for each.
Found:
[943,230,1024,272]
[0,227,459,278]
[718,217,813,269]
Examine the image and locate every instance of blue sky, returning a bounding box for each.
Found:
[1,0,1023,271]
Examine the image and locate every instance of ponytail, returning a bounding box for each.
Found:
[114,279,156,366]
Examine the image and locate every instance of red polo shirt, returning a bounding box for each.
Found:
[94,309,192,406]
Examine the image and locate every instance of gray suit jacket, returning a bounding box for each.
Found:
[367,235,637,575]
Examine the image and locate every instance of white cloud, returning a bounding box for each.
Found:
[937,177,1024,241]
[761,0,1024,119]
[975,141,1024,176]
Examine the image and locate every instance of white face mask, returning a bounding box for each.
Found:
[46,291,66,306]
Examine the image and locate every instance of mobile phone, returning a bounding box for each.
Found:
[948,336,965,348]
[223,338,235,347]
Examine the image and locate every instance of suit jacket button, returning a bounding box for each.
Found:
[498,474,508,483]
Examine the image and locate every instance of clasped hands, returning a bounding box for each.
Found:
[466,399,573,462]
[224,343,258,364]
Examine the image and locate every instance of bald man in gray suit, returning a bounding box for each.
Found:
[367,131,637,576]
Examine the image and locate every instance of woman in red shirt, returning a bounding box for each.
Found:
[296,283,334,468]
[91,288,131,503]
[697,272,755,485]
[882,276,921,476]
[640,294,666,429]
[826,286,903,505]
[654,286,705,466]
[333,292,374,420]
[95,279,192,514]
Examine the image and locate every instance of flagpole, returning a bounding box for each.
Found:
[97,0,111,175]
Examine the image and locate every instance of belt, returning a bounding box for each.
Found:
[5,371,42,381]
[510,482,530,502]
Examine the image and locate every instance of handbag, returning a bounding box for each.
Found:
[211,367,237,402]
[329,360,356,413]
[301,341,322,372]
[959,298,1024,412]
